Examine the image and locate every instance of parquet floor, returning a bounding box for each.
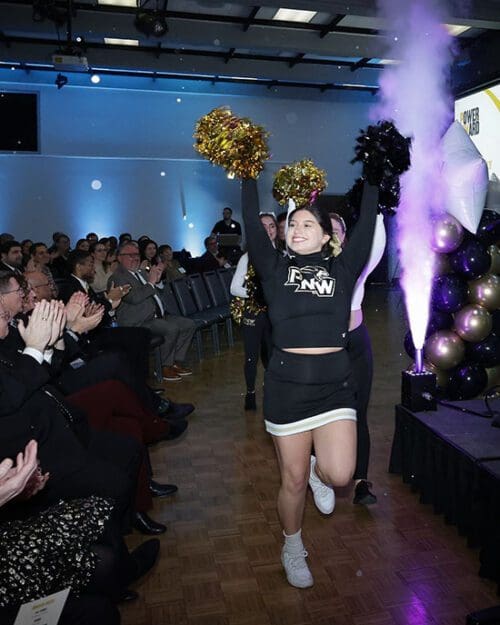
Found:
[122,287,499,625]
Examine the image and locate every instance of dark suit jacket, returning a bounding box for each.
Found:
[193,251,221,273]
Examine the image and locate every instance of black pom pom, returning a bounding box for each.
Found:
[346,174,399,217]
[351,121,411,186]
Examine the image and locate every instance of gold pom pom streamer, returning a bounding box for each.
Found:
[230,264,267,325]
[194,106,270,180]
[272,159,328,209]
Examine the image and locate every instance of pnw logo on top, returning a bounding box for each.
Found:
[285,266,336,297]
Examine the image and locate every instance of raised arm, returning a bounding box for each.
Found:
[241,179,278,279]
[339,183,379,280]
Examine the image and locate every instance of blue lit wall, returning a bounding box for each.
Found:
[0,70,374,255]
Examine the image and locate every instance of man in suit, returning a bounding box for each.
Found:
[194,235,231,273]
[109,242,196,382]
[0,240,23,274]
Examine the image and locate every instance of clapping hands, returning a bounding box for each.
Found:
[0,440,49,507]
[18,300,66,352]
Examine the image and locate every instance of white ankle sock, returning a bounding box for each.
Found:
[283,529,304,553]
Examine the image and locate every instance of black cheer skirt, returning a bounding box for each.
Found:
[263,348,357,436]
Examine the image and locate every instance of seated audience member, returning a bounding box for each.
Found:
[0,233,14,246]
[139,238,159,270]
[0,440,161,625]
[118,233,132,246]
[86,232,99,245]
[0,299,140,530]
[106,249,119,273]
[1,269,194,425]
[26,242,58,295]
[0,240,23,274]
[194,236,230,273]
[109,242,196,382]
[20,239,33,266]
[76,238,91,252]
[49,233,71,279]
[159,245,186,282]
[0,297,178,535]
[90,241,114,293]
[108,236,118,252]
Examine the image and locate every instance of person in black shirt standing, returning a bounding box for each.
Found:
[212,207,242,263]
[242,178,378,589]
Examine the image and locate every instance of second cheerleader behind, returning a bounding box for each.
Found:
[242,178,378,588]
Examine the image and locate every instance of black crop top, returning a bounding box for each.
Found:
[242,179,379,349]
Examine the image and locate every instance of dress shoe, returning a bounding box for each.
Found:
[160,400,195,421]
[162,366,182,381]
[173,363,193,376]
[164,418,188,440]
[118,588,139,603]
[149,480,178,497]
[129,538,161,581]
[133,511,166,535]
[244,392,257,411]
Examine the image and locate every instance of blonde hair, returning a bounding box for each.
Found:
[328,233,342,258]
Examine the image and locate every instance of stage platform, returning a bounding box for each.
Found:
[389,399,500,591]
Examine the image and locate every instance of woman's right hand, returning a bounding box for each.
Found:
[17,300,54,352]
[0,440,41,507]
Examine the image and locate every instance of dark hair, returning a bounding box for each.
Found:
[139,238,158,264]
[204,236,217,248]
[259,212,277,226]
[21,239,33,247]
[0,270,18,293]
[86,232,98,239]
[107,236,118,249]
[68,250,92,274]
[118,233,132,244]
[1,240,22,255]
[288,205,333,257]
[277,211,287,224]
[158,244,172,255]
[223,207,232,214]
[54,233,70,244]
[75,238,90,250]
[29,242,48,257]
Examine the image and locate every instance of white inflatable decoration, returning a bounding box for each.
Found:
[442,121,489,233]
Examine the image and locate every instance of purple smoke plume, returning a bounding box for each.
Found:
[373,0,454,350]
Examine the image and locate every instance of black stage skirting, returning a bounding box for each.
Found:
[389,400,500,591]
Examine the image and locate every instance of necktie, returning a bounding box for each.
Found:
[134,271,165,317]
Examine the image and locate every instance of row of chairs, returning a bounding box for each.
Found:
[153,268,235,377]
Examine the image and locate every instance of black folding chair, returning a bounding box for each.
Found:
[171,278,220,355]
[161,281,203,360]
[216,267,234,302]
[202,271,234,347]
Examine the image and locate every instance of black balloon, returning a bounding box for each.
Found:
[449,238,490,279]
[446,363,488,400]
[491,309,500,333]
[427,310,453,334]
[476,209,500,246]
[431,274,468,313]
[466,331,500,367]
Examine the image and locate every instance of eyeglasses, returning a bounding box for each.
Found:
[119,253,140,258]
[1,286,23,295]
[30,282,50,289]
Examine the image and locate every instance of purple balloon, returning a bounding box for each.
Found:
[431,214,464,253]
[446,363,488,400]
[432,274,468,313]
[476,209,500,246]
[449,238,491,279]
[466,331,500,367]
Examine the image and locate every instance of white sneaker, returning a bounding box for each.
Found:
[308,455,335,514]
[281,547,314,588]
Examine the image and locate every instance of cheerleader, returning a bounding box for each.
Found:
[242,179,378,588]
[230,213,276,410]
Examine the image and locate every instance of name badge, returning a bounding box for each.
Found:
[178,267,186,274]
[14,588,70,625]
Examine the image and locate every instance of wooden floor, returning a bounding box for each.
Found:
[122,287,499,625]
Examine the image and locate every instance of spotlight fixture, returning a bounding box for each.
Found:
[55,73,68,89]
[135,0,168,38]
[90,73,100,84]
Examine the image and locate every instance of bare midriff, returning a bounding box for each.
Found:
[282,347,343,354]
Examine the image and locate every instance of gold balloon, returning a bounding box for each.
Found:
[485,365,500,390]
[468,273,500,311]
[434,253,452,276]
[488,245,500,275]
[424,330,465,370]
[454,304,492,342]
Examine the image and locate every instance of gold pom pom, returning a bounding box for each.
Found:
[272,159,328,209]
[194,106,270,180]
